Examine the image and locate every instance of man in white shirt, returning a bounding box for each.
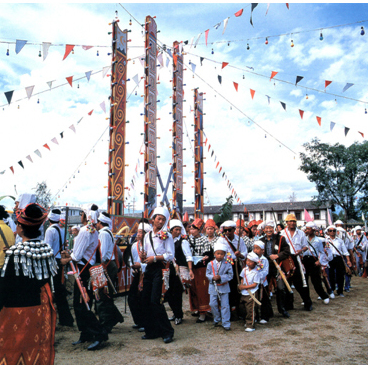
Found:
[139,206,175,344]
[44,209,74,327]
[281,214,313,311]
[95,212,124,334]
[353,226,368,276]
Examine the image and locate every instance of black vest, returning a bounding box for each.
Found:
[175,237,188,267]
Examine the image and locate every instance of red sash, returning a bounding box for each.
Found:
[284,229,298,254]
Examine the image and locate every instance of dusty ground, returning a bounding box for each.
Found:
[55,276,368,365]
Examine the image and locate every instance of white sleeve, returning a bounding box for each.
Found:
[181,239,193,262]
[99,231,110,262]
[131,242,140,264]
[163,234,175,261]
[71,229,89,262]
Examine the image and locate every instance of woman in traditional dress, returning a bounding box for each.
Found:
[205,219,220,250]
[0,203,58,365]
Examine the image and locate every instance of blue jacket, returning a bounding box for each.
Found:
[206,258,233,294]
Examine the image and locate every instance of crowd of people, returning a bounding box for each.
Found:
[0,195,367,363]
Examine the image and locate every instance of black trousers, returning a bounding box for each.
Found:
[54,259,74,326]
[141,263,174,338]
[128,271,144,327]
[329,256,345,295]
[73,264,107,342]
[164,263,184,319]
[285,255,312,310]
[255,284,274,321]
[229,262,241,311]
[303,256,329,300]
[95,261,124,330]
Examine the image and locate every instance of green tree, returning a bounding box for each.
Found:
[33,181,52,209]
[299,138,368,221]
[214,195,234,224]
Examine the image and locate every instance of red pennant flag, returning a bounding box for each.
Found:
[204,137,208,146]
[208,144,211,152]
[237,198,240,202]
[234,8,243,17]
[222,62,229,69]
[325,80,332,89]
[66,76,73,87]
[250,89,255,99]
[233,82,238,92]
[219,167,222,173]
[216,162,219,168]
[286,3,289,9]
[316,116,321,126]
[270,71,278,80]
[299,110,304,119]
[43,143,50,151]
[88,110,94,116]
[205,29,210,46]
[10,166,14,174]
[63,44,74,61]
[359,131,364,138]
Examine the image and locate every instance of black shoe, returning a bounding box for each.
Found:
[304,305,313,311]
[138,327,145,332]
[191,311,199,317]
[132,324,140,329]
[72,339,86,345]
[87,341,102,351]
[141,334,160,340]
[168,315,176,321]
[282,311,290,318]
[163,335,174,344]
[196,317,206,323]
[174,318,182,325]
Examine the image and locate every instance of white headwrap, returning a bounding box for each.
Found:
[265,220,275,228]
[71,225,80,231]
[355,225,362,231]
[138,222,152,233]
[247,251,260,263]
[152,206,170,231]
[220,220,236,228]
[334,220,344,225]
[306,222,316,229]
[170,219,186,236]
[17,193,37,209]
[48,210,61,222]
[98,213,112,230]
[325,225,337,234]
[253,240,264,250]
[214,238,228,253]
[258,221,266,230]
[84,204,100,224]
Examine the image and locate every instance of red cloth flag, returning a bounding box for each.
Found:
[304,209,313,222]
[219,167,222,173]
[359,131,364,138]
[205,29,210,46]
[286,3,289,9]
[222,62,229,69]
[43,143,50,151]
[216,162,219,168]
[208,144,211,152]
[325,80,332,89]
[270,71,278,80]
[66,76,73,87]
[250,89,255,99]
[10,166,14,174]
[316,116,321,126]
[235,8,243,17]
[63,44,74,60]
[299,109,304,119]
[88,110,94,116]
[233,82,238,92]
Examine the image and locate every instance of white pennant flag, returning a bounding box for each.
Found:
[102,66,110,78]
[42,42,51,61]
[179,43,183,54]
[157,53,164,67]
[100,101,106,113]
[69,124,76,133]
[25,86,35,100]
[26,155,33,163]
[191,63,196,73]
[132,74,139,86]
[82,45,93,50]
[165,56,170,68]
[34,149,42,158]
[85,71,92,82]
[223,17,230,35]
[266,3,270,15]
[194,33,202,48]
[46,81,54,90]
[51,137,59,145]
[139,57,145,67]
[266,95,271,105]
[0,170,5,175]
[189,36,194,49]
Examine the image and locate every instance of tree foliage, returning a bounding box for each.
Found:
[299,138,368,220]
[214,195,234,224]
[33,181,52,209]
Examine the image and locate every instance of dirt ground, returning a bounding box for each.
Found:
[55,276,368,365]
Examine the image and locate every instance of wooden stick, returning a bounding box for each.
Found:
[273,259,293,294]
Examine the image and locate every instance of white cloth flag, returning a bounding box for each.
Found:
[46,81,54,90]
[139,57,145,68]
[179,43,183,54]
[132,74,139,86]
[191,63,196,73]
[42,42,51,61]
[102,66,110,78]
[100,101,106,113]
[69,125,76,133]
[266,3,270,15]
[51,137,59,145]
[25,86,34,100]
[223,17,230,35]
[157,53,164,67]
[26,155,33,163]
[165,56,170,68]
[194,33,202,48]
[34,149,42,158]
[189,36,194,49]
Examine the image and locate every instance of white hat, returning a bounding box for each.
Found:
[306,222,316,229]
[48,210,61,222]
[138,222,152,233]
[334,220,344,225]
[152,206,170,231]
[336,227,345,232]
[98,212,113,230]
[355,225,362,231]
[220,220,236,228]
[71,225,80,231]
[325,225,337,234]
[247,251,260,263]
[265,220,275,228]
[258,222,266,230]
[253,240,264,250]
[169,219,186,236]
[84,204,100,224]
[17,193,37,209]
[214,239,228,253]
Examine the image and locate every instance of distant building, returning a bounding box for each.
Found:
[54,205,82,225]
[183,201,329,227]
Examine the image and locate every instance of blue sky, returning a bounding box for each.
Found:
[1,3,368,212]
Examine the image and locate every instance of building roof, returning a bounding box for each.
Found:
[182,200,328,215]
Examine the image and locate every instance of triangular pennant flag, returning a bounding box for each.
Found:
[214,155,217,163]
[26,155,33,163]
[330,122,335,131]
[344,127,350,136]
[62,44,74,61]
[266,95,271,105]
[189,37,194,49]
[325,80,332,89]
[82,45,93,50]
[218,75,222,84]
[43,143,50,151]
[132,74,139,86]
[102,66,110,78]
[342,83,354,92]
[266,3,270,15]
[295,76,304,86]
[51,137,59,145]
[66,76,73,87]
[222,62,228,69]
[157,53,164,67]
[286,3,289,9]
[211,151,214,157]
[42,42,51,61]
[88,110,94,116]
[191,63,196,74]
[100,101,106,113]
[208,144,211,152]
[18,161,24,169]
[214,22,221,30]
[46,81,54,90]
[10,166,14,174]
[216,162,219,168]
[85,71,92,82]
[270,71,278,80]
[4,91,14,105]
[235,8,243,17]
[280,101,286,110]
[205,29,210,46]
[250,3,258,26]
[223,17,229,35]
[316,116,321,126]
[60,132,64,139]
[233,82,238,92]
[69,125,76,133]
[25,86,35,100]
[219,167,222,173]
[299,110,304,119]
[139,57,145,67]
[34,149,42,158]
[200,57,204,66]
[359,131,364,138]
[77,117,83,124]
[194,33,202,48]
[15,40,27,54]
[250,89,255,99]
